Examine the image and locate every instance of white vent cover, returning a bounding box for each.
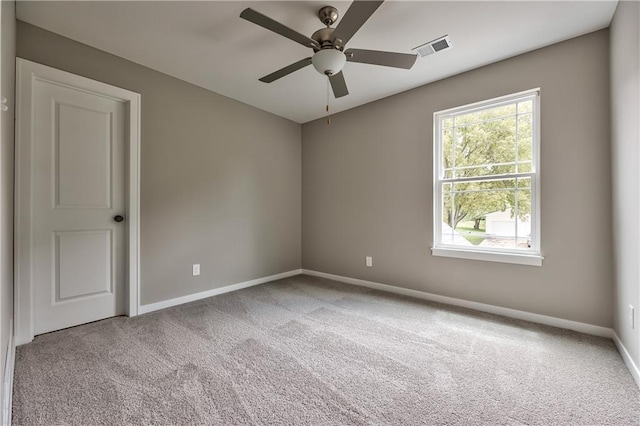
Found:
[412,35,453,58]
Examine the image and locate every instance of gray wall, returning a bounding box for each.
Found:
[302,30,612,327]
[1,0,15,410]
[17,22,302,306]
[611,1,640,367]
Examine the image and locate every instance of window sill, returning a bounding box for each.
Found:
[431,247,543,266]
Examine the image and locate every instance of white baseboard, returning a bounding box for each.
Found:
[138,269,302,314]
[301,269,613,338]
[613,331,640,389]
[3,320,15,426]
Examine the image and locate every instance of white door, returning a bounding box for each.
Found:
[31,71,127,335]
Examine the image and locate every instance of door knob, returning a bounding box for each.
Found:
[114,215,125,223]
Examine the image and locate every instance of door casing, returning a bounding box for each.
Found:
[14,58,141,345]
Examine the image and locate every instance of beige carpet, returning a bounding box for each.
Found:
[12,274,640,425]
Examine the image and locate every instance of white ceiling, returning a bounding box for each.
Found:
[17,1,618,124]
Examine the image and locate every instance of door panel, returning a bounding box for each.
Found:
[33,78,126,335]
[56,103,112,209]
[55,230,112,301]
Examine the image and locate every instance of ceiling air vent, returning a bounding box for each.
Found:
[412,35,452,58]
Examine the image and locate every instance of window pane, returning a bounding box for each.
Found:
[452,181,511,219]
[441,188,456,245]
[455,104,516,127]
[453,178,517,193]
[452,163,516,178]
[518,100,533,114]
[439,177,533,250]
[517,113,533,173]
[442,127,454,178]
[518,162,532,173]
[516,189,532,248]
[446,186,516,247]
[450,108,517,178]
[484,202,518,249]
[517,177,531,189]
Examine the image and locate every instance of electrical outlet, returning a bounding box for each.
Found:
[192,264,200,276]
[630,305,635,329]
[365,256,373,267]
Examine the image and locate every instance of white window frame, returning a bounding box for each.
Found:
[432,89,543,266]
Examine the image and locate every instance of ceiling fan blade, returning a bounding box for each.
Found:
[259,57,313,83]
[331,0,384,49]
[240,8,320,50]
[345,48,417,69]
[329,71,349,98]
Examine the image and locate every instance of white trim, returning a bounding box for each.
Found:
[14,59,141,346]
[139,269,302,314]
[435,88,542,117]
[440,172,536,184]
[301,269,612,338]
[2,320,15,426]
[127,86,141,318]
[432,247,543,266]
[613,331,640,389]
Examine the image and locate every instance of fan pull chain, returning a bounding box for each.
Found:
[326,76,331,126]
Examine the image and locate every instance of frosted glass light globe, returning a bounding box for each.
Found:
[312,49,347,76]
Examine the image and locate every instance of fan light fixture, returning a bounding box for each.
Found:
[312,49,346,76]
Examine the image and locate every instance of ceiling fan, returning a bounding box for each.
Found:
[239,1,417,98]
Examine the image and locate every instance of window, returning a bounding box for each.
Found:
[432,89,542,266]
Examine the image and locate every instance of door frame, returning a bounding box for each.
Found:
[14,58,141,345]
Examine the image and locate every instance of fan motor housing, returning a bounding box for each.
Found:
[312,28,338,51]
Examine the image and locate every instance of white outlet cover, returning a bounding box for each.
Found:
[192,264,200,276]
[366,257,373,267]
